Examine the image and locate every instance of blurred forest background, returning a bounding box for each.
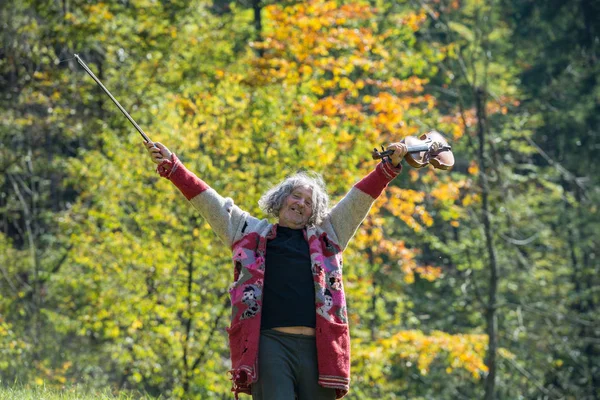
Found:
[1,0,598,399]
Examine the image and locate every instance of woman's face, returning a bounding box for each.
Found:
[278,185,313,229]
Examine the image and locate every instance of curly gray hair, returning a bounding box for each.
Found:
[258,171,330,226]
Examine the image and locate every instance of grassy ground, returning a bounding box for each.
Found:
[0,385,158,400]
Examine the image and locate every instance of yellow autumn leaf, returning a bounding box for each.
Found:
[468,161,479,175]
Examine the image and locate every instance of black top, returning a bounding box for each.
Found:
[261,226,316,329]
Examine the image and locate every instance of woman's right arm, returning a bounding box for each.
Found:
[146,142,248,247]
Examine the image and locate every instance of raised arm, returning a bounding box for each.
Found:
[146,142,249,247]
[326,143,407,250]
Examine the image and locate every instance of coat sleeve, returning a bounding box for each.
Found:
[159,154,248,247]
[327,161,401,250]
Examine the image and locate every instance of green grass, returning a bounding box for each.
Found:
[0,384,159,400]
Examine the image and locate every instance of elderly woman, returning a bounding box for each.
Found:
[146,141,407,400]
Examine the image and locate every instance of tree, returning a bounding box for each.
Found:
[1,0,596,398]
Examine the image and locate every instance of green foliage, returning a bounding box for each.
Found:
[0,0,597,398]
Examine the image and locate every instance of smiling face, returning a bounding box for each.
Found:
[278,185,313,229]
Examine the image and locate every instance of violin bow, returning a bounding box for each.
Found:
[74,54,152,143]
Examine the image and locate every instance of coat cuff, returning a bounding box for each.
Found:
[158,154,210,200]
[354,161,401,199]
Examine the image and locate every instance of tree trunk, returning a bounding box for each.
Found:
[366,246,378,342]
[182,251,195,396]
[252,0,264,57]
[476,87,499,400]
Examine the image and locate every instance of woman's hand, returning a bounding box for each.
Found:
[386,142,408,167]
[145,141,173,165]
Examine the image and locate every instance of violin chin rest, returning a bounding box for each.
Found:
[430,149,455,170]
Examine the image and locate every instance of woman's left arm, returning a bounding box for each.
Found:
[327,143,407,250]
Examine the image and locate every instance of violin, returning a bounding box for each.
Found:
[372,130,454,170]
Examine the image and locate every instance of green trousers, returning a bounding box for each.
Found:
[251,329,336,400]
